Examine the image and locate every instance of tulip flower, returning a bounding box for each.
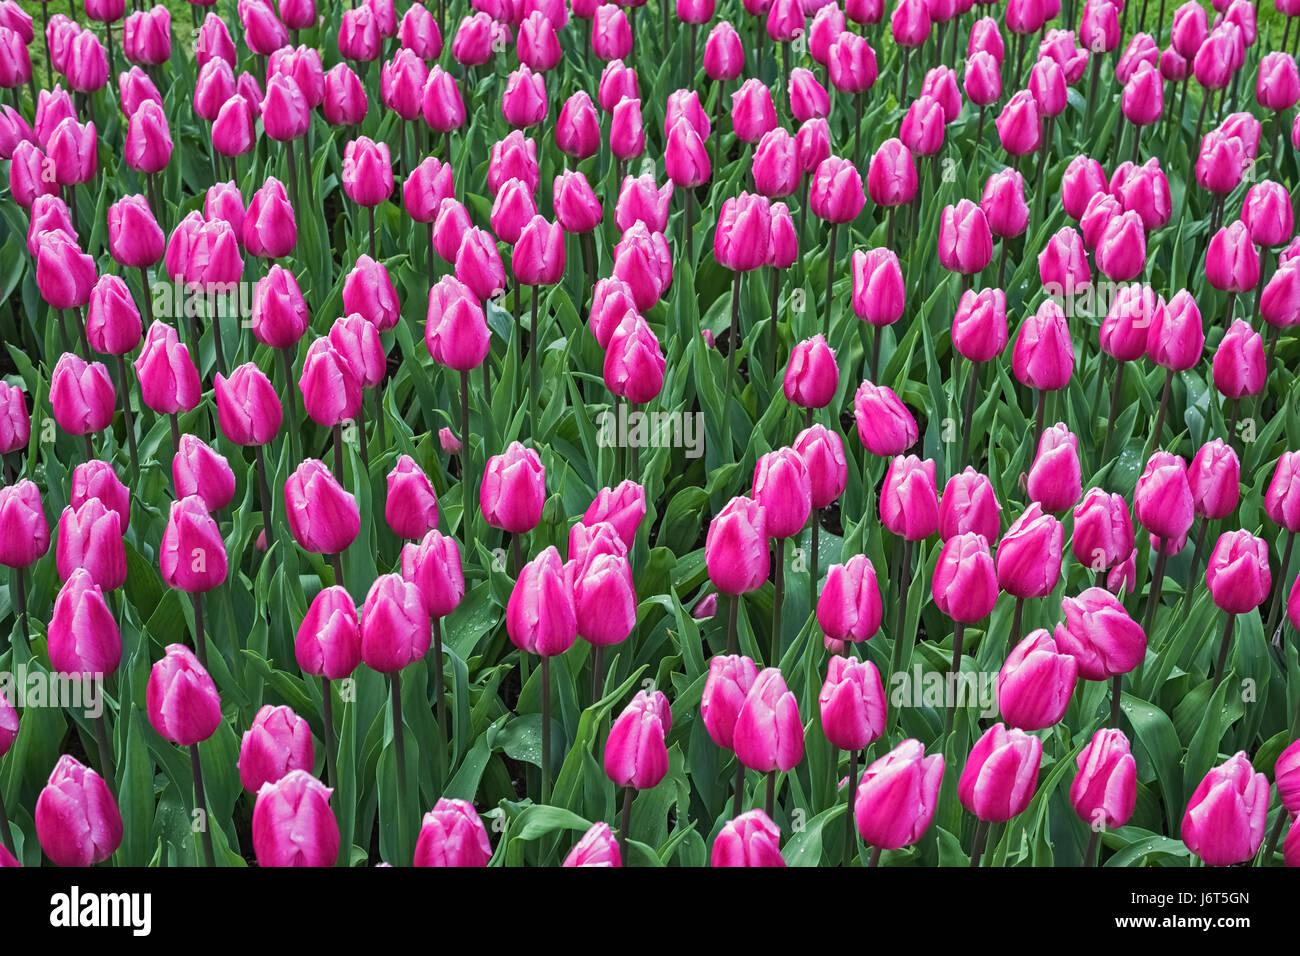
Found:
[712,809,784,866]
[1071,728,1137,864]
[35,755,122,867]
[252,770,339,867]
[1182,752,1268,866]
[959,723,1042,861]
[855,739,943,859]
[414,799,493,867]
[1206,530,1271,680]
[563,821,622,867]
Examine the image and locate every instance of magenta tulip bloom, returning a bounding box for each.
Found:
[1070,728,1137,830]
[252,770,339,867]
[958,723,1043,822]
[35,755,123,867]
[146,643,222,746]
[414,799,493,867]
[997,629,1077,731]
[605,690,671,789]
[854,739,943,850]
[1181,752,1269,866]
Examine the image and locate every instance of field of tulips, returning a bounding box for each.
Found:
[0,0,1297,874]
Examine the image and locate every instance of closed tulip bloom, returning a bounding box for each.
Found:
[1038,227,1091,295]
[1266,452,1300,532]
[49,353,116,436]
[507,546,577,657]
[662,117,711,192]
[238,705,313,796]
[819,656,885,752]
[414,799,492,867]
[244,178,297,259]
[796,117,831,175]
[701,654,759,751]
[1212,320,1266,399]
[194,12,235,66]
[1147,289,1203,370]
[35,232,96,310]
[514,215,565,286]
[577,483,645,554]
[938,199,993,274]
[608,96,645,161]
[714,192,772,271]
[1205,530,1271,614]
[1054,587,1146,680]
[146,643,221,746]
[194,59,237,123]
[338,3,382,61]
[1205,222,1260,295]
[454,227,507,300]
[1061,155,1108,221]
[341,137,393,208]
[252,769,339,868]
[46,117,95,186]
[603,312,666,404]
[1169,0,1207,57]
[6,137,54,211]
[27,196,75,259]
[1185,439,1239,521]
[342,255,400,332]
[1114,159,1172,230]
[678,0,716,23]
[826,33,878,98]
[205,181,246,241]
[995,90,1041,155]
[299,338,362,428]
[734,668,804,772]
[321,63,367,127]
[706,497,769,595]
[0,480,48,569]
[605,691,670,789]
[159,495,228,593]
[817,553,882,643]
[900,93,946,156]
[48,569,121,676]
[1135,451,1195,543]
[997,629,1077,731]
[788,67,828,123]
[69,462,129,535]
[958,723,1043,822]
[854,739,943,849]
[591,4,631,59]
[1027,424,1082,513]
[939,468,1001,544]
[400,530,464,620]
[554,90,600,160]
[614,174,672,235]
[1079,192,1121,251]
[516,10,560,71]
[1241,181,1293,249]
[994,503,1064,599]
[854,381,918,457]
[932,531,998,623]
[1261,261,1300,328]
[1182,752,1269,866]
[0,382,29,455]
[749,127,797,199]
[403,157,454,223]
[250,266,308,350]
[295,586,361,679]
[361,574,431,673]
[1071,489,1134,572]
[1070,728,1137,829]
[809,155,865,223]
[783,335,839,408]
[1257,52,1300,112]
[172,435,236,513]
[501,66,547,128]
[85,277,142,358]
[554,169,603,233]
[980,168,1029,239]
[124,99,171,174]
[596,59,639,114]
[793,425,847,511]
[950,287,1008,363]
[54,496,122,595]
[213,363,282,448]
[851,248,906,329]
[964,49,1002,106]
[612,223,672,310]
[385,455,438,540]
[704,21,744,79]
[1012,300,1073,390]
[567,545,635,645]
[588,277,637,347]
[1096,210,1147,281]
[285,459,360,556]
[379,49,427,122]
[729,78,777,145]
[65,30,109,92]
[865,138,917,208]
[1099,284,1156,361]
[1196,130,1249,195]
[480,442,545,534]
[752,447,811,539]
[770,204,798,269]
[712,809,784,866]
[1122,61,1163,126]
[328,313,385,391]
[35,755,123,867]
[880,455,940,540]
[1029,56,1068,117]
[562,821,622,867]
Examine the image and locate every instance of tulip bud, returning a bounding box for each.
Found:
[35,755,123,866]
[809,155,866,223]
[147,643,222,746]
[414,799,493,866]
[507,546,577,657]
[997,628,1077,730]
[252,770,339,867]
[1135,451,1195,544]
[605,690,671,789]
[49,569,121,677]
[854,739,943,849]
[706,496,769,595]
[285,459,360,556]
[238,705,314,794]
[1212,319,1266,399]
[1070,728,1137,829]
[1181,752,1269,866]
[296,586,361,680]
[854,381,919,457]
[1054,587,1147,680]
[939,468,1001,544]
[1206,530,1271,614]
[579,480,646,552]
[851,248,905,327]
[214,363,283,447]
[361,574,431,673]
[880,455,939,540]
[49,353,116,436]
[938,199,993,274]
[734,667,804,772]
[958,723,1043,822]
[752,447,811,539]
[819,655,885,751]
